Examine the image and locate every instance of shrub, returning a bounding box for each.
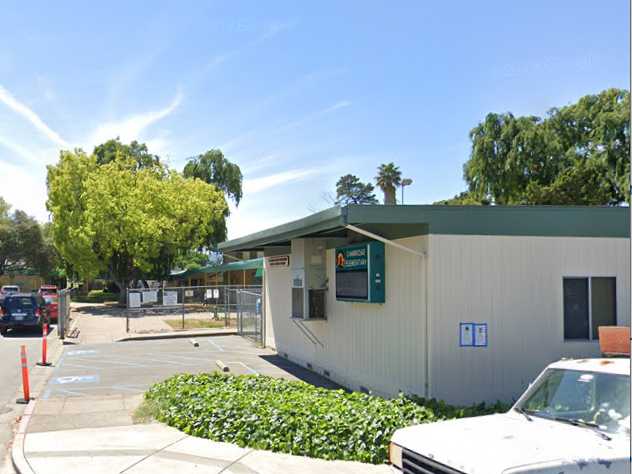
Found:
[144,373,509,464]
[72,289,119,303]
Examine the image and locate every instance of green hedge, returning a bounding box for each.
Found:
[72,289,119,303]
[144,373,509,464]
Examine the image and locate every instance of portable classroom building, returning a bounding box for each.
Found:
[219,205,630,405]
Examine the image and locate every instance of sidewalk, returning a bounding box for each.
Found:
[21,424,391,474]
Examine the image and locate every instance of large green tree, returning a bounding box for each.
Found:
[0,198,54,277]
[334,174,378,205]
[461,88,629,205]
[47,145,228,303]
[183,149,243,205]
[375,163,402,205]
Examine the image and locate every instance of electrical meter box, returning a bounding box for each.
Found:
[335,241,385,303]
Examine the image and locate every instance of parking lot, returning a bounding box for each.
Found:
[28,335,340,434]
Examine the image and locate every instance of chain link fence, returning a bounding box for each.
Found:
[125,285,263,341]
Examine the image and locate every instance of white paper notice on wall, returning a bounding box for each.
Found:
[474,323,488,347]
[205,289,214,300]
[142,291,158,304]
[459,323,474,347]
[185,290,194,297]
[128,292,141,308]
[163,291,178,306]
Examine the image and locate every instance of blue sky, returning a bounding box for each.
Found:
[0,1,628,238]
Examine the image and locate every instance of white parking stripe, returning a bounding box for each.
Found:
[208,339,224,352]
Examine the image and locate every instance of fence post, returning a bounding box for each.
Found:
[181,288,185,330]
[238,290,242,332]
[126,288,130,333]
[59,290,65,341]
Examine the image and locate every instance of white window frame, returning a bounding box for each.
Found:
[562,276,617,342]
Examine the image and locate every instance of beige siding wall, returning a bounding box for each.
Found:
[263,234,629,405]
[429,234,630,405]
[264,236,429,397]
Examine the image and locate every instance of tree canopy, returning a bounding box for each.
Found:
[94,138,160,170]
[449,88,630,205]
[47,144,228,301]
[334,174,378,205]
[0,197,58,278]
[183,149,243,205]
[375,163,402,205]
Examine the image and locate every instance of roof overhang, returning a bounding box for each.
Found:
[219,205,630,253]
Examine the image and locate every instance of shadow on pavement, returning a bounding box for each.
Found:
[258,354,346,391]
[1,324,55,338]
[74,304,126,318]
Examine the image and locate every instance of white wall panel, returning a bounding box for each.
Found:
[429,235,630,405]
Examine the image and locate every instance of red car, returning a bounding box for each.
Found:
[38,285,58,322]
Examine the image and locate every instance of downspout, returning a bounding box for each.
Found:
[344,224,431,398]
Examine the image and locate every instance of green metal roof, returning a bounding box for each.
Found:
[218,205,630,252]
[170,258,263,278]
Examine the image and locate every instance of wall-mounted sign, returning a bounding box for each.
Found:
[163,291,178,306]
[267,255,290,267]
[142,291,158,304]
[460,322,488,347]
[335,241,385,303]
[128,292,141,308]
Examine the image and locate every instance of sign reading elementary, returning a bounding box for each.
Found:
[335,241,385,303]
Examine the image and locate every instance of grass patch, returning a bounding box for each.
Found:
[144,373,509,464]
[133,399,161,424]
[164,319,226,330]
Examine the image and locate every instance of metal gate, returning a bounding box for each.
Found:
[235,288,263,344]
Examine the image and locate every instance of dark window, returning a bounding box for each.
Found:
[563,278,589,339]
[563,277,617,341]
[591,277,617,339]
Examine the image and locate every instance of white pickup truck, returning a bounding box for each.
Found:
[389,358,630,473]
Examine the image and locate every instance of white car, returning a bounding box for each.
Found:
[389,358,630,473]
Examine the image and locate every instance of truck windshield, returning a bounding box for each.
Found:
[517,368,630,436]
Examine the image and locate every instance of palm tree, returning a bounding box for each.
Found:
[375,163,402,205]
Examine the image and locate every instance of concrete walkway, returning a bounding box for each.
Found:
[22,424,391,473]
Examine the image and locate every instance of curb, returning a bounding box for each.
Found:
[115,330,238,342]
[11,336,64,474]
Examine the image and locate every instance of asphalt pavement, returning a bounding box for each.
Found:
[28,335,340,434]
[0,326,58,473]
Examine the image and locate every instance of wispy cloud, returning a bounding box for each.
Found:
[0,84,68,147]
[203,19,298,73]
[257,19,298,43]
[322,100,352,113]
[221,99,352,153]
[272,100,352,134]
[87,90,182,149]
[243,168,319,194]
[0,135,40,164]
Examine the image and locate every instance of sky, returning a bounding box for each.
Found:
[0,1,629,239]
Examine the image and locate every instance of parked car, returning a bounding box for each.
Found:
[0,293,48,336]
[38,285,59,322]
[389,358,630,473]
[0,284,20,299]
